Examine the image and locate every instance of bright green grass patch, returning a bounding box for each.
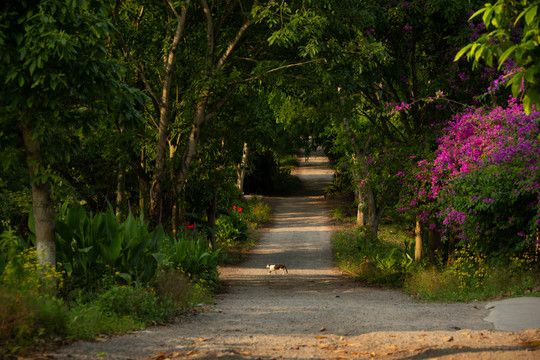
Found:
[241,196,271,229]
[332,223,539,301]
[332,227,415,287]
[66,303,144,340]
[330,205,356,224]
[405,250,539,302]
[279,154,300,168]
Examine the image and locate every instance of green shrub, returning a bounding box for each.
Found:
[95,284,174,325]
[55,204,168,289]
[332,228,415,287]
[0,248,68,356]
[216,206,248,245]
[279,154,299,168]
[330,205,355,223]
[404,267,461,301]
[404,251,539,301]
[153,269,193,308]
[0,225,28,276]
[153,269,213,308]
[241,197,271,228]
[274,167,302,194]
[66,303,143,340]
[162,234,221,288]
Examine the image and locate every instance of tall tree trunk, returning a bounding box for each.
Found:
[427,223,442,264]
[116,164,126,217]
[21,120,56,268]
[342,114,383,237]
[208,140,225,250]
[351,167,365,227]
[236,142,249,193]
[132,147,151,218]
[365,185,384,237]
[142,0,189,227]
[356,188,366,227]
[169,138,180,237]
[207,176,220,251]
[174,94,209,196]
[414,219,423,263]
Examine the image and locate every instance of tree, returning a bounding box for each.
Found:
[294,1,489,239]
[455,0,540,113]
[113,0,288,228]
[0,0,141,267]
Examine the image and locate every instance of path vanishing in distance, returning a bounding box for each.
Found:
[49,151,539,359]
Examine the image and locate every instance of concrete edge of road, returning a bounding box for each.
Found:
[484,296,540,331]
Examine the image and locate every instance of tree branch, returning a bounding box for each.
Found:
[205,87,236,121]
[200,0,215,69]
[215,0,276,71]
[114,24,160,108]
[231,58,325,85]
[163,0,190,99]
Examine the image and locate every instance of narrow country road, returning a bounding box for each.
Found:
[49,152,539,359]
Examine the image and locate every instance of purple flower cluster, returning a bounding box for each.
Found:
[411,97,540,244]
[427,97,539,197]
[386,90,446,115]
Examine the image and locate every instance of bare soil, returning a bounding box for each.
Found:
[46,153,539,360]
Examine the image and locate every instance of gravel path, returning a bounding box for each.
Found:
[48,153,539,359]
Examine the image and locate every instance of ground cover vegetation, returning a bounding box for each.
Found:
[0,0,539,356]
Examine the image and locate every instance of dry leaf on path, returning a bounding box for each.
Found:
[195,337,211,343]
[229,348,250,355]
[318,344,337,350]
[523,339,540,347]
[339,342,361,347]
[150,353,167,359]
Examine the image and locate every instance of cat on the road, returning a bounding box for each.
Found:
[266,264,288,274]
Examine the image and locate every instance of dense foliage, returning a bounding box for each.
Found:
[0,0,539,354]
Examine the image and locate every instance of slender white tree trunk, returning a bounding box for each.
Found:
[237,142,249,193]
[21,120,56,268]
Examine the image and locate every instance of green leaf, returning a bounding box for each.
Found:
[62,262,73,276]
[524,88,540,114]
[525,5,538,25]
[469,6,487,21]
[117,272,131,283]
[76,246,93,253]
[498,45,517,69]
[454,44,473,62]
[151,252,169,267]
[523,94,532,114]
[524,68,536,83]
[482,6,494,26]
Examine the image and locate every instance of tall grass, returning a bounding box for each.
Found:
[332,227,414,287]
[331,214,539,301]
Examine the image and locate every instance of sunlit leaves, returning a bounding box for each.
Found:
[267,8,328,57]
[455,0,540,113]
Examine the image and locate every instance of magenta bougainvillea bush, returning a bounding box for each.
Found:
[401,97,539,253]
[438,98,538,250]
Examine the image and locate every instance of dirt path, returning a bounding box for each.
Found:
[49,153,539,359]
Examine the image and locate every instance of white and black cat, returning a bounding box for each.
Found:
[266,264,288,274]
